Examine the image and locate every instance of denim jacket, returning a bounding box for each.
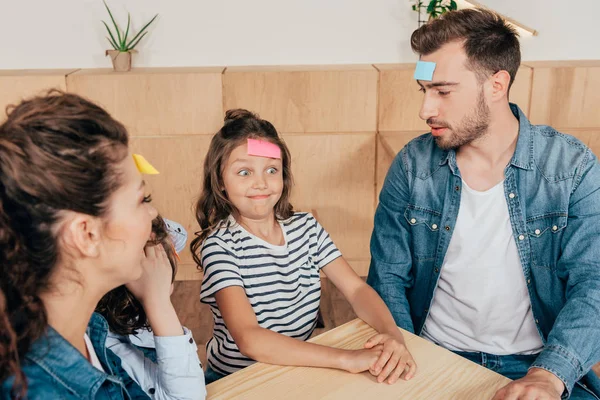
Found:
[367,104,600,398]
[1,313,149,399]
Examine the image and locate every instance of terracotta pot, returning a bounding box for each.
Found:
[105,50,137,72]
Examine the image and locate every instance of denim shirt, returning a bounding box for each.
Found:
[1,313,149,399]
[367,104,600,397]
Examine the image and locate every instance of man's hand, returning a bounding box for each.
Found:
[492,368,564,400]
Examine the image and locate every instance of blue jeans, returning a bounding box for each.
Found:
[454,351,599,400]
[204,365,227,385]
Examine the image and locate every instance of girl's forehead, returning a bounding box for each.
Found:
[226,141,282,165]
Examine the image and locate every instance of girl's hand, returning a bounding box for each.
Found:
[340,345,384,374]
[364,332,417,384]
[126,244,173,308]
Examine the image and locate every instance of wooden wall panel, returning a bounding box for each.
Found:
[510,66,532,116]
[376,132,421,199]
[377,64,428,132]
[130,135,212,280]
[223,65,378,133]
[529,65,600,128]
[283,133,376,273]
[67,68,224,136]
[377,64,533,133]
[0,70,73,120]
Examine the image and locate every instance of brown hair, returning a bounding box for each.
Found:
[190,109,294,269]
[95,215,178,336]
[411,8,521,90]
[0,90,129,398]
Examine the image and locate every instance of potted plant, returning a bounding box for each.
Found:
[102,1,158,72]
[411,0,458,26]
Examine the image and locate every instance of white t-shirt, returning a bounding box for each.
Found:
[422,179,544,355]
[84,333,105,372]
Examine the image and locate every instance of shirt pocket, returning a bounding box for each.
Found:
[299,260,321,288]
[405,206,442,261]
[526,213,567,270]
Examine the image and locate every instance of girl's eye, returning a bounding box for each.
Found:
[142,194,152,204]
[237,170,250,177]
[266,167,278,174]
[418,87,425,93]
[438,91,450,96]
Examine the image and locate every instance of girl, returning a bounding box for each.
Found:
[191,109,417,385]
[96,216,206,400]
[0,91,156,399]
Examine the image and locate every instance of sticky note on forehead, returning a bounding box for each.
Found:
[247,138,281,159]
[414,61,436,81]
[132,154,159,175]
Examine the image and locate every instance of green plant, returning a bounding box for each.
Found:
[411,0,458,21]
[102,0,158,52]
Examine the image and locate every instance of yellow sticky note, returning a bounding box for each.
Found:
[132,154,159,175]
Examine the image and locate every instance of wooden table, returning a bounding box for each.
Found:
[206,319,511,399]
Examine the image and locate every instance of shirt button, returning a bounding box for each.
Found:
[552,225,558,231]
[149,388,156,394]
[445,225,451,231]
[535,319,539,324]
[455,185,460,191]
[527,279,531,284]
[509,193,515,199]
[434,268,440,274]
[518,234,525,240]
[534,229,541,235]
[189,338,194,344]
[432,224,438,230]
[410,218,417,224]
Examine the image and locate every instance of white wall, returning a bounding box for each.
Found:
[0,0,598,70]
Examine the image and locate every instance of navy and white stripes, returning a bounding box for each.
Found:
[200,212,341,375]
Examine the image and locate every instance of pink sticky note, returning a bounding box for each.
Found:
[247,138,281,159]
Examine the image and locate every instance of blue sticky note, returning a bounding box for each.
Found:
[414,61,436,81]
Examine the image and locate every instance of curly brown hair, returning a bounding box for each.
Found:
[0,90,129,398]
[95,215,178,336]
[190,109,294,270]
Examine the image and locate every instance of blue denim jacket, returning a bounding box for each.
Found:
[367,104,600,397]
[1,313,149,399]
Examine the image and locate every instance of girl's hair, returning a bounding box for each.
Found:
[0,90,129,398]
[95,215,178,336]
[190,109,294,269]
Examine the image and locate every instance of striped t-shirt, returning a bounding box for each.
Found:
[200,212,342,375]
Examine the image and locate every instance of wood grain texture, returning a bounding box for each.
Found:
[223,66,378,133]
[206,319,511,400]
[283,133,376,266]
[66,68,224,136]
[529,66,600,128]
[0,70,74,120]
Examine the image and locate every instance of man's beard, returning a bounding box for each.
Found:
[431,89,490,151]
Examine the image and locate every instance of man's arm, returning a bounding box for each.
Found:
[367,149,416,332]
[530,150,600,396]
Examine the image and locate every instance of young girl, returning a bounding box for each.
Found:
[96,216,206,400]
[191,109,417,385]
[0,91,155,398]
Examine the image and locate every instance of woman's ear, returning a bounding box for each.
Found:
[61,213,103,259]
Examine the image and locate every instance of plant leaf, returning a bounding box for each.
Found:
[103,0,122,47]
[123,13,131,46]
[102,20,120,50]
[125,14,158,49]
[106,37,118,50]
[127,31,147,50]
[427,0,437,14]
